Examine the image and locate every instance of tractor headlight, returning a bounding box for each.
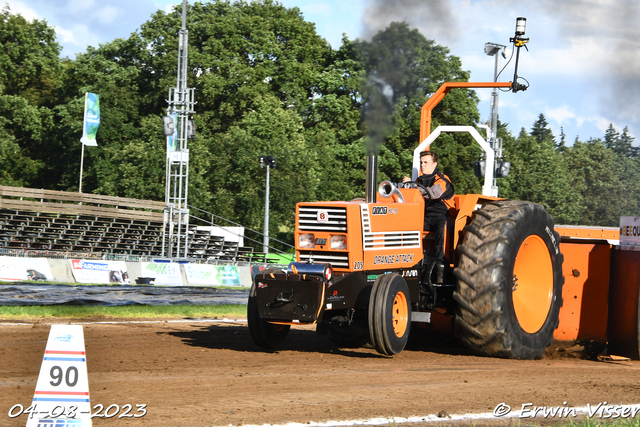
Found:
[330,235,347,250]
[299,233,315,248]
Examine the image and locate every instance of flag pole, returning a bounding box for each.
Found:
[79,142,85,193]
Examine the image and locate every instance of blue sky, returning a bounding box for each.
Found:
[5,0,639,146]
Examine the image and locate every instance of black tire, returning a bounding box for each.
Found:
[327,320,369,348]
[368,273,412,356]
[454,200,564,359]
[247,269,291,349]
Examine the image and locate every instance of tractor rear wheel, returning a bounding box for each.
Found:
[328,319,369,348]
[454,201,564,359]
[368,273,411,356]
[248,269,291,349]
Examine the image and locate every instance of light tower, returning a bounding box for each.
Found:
[162,0,196,258]
[484,41,506,196]
[259,155,277,254]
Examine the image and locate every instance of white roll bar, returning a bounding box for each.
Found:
[412,126,495,197]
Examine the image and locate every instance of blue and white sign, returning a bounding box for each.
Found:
[69,260,129,284]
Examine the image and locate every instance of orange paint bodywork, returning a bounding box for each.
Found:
[295,191,507,273]
[295,188,426,272]
[555,226,619,241]
[420,82,512,143]
[554,242,612,341]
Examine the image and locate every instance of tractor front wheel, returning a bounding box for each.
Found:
[368,273,411,356]
[454,201,564,359]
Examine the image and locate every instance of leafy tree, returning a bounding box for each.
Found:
[557,126,566,153]
[603,123,620,150]
[0,6,62,186]
[530,113,554,144]
[43,0,363,247]
[604,123,637,159]
[0,95,45,186]
[500,126,582,224]
[563,138,638,226]
[0,6,62,105]
[353,22,481,194]
[619,126,637,158]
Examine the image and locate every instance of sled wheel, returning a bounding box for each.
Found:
[453,201,564,359]
[247,269,290,349]
[368,273,411,356]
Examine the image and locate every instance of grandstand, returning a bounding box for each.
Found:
[0,185,273,263]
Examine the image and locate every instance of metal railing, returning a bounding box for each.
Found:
[188,204,295,256]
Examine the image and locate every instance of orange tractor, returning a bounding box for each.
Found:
[249,78,566,359]
[249,22,635,360]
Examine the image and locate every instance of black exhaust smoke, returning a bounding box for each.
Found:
[357,21,431,202]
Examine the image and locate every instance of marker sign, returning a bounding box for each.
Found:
[620,216,640,247]
[26,325,92,427]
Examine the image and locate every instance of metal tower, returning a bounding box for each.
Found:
[162,0,195,258]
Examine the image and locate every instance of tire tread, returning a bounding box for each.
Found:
[454,200,564,359]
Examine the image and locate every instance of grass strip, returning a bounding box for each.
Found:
[0,304,247,319]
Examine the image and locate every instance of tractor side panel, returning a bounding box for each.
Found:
[608,248,640,359]
[362,200,424,271]
[555,242,611,342]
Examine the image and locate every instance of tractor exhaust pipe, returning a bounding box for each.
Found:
[365,155,378,203]
[379,181,405,203]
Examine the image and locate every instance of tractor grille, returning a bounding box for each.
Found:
[298,251,349,269]
[363,231,422,249]
[298,206,347,232]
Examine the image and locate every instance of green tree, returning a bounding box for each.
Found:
[0,6,62,105]
[45,0,363,247]
[564,138,638,226]
[530,113,554,144]
[353,22,481,194]
[0,6,62,186]
[500,126,582,224]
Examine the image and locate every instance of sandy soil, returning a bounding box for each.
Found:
[1,319,639,427]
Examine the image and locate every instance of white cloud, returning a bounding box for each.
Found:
[589,116,615,135]
[3,0,42,20]
[55,25,77,44]
[97,5,120,24]
[65,0,96,15]
[163,2,179,14]
[299,3,333,16]
[546,106,582,127]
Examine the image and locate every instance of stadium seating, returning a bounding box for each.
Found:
[0,186,270,262]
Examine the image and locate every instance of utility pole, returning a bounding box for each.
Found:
[162,0,196,258]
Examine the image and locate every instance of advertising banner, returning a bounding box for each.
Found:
[69,259,129,284]
[80,92,100,146]
[185,264,242,286]
[0,257,54,282]
[140,262,183,286]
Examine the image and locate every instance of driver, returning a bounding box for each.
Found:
[403,150,454,282]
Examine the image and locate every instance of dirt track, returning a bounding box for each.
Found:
[1,319,639,427]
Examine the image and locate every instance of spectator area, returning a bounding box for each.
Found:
[0,186,268,262]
